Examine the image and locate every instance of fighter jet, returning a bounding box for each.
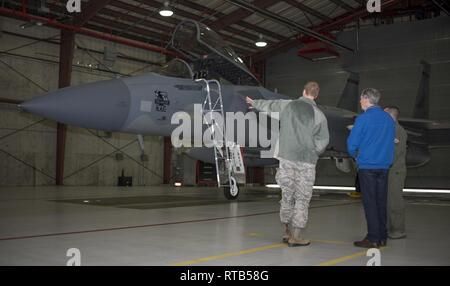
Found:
[10,20,450,199]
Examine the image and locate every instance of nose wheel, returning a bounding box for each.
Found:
[223,176,239,200]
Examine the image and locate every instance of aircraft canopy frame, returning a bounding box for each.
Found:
[169,20,260,86]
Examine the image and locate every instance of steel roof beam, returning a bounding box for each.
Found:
[227,0,354,53]
[327,0,355,12]
[47,2,253,55]
[209,0,280,31]
[99,8,257,52]
[431,0,450,16]
[283,0,332,22]
[73,0,113,26]
[251,0,401,62]
[0,7,179,57]
[107,1,261,51]
[179,0,286,41]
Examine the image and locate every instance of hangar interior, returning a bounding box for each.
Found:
[0,0,449,266]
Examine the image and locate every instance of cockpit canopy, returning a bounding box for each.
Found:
[158,58,194,79]
[169,20,260,86]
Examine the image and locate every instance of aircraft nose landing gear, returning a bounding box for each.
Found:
[224,176,239,200]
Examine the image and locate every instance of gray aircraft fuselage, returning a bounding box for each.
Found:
[20,72,429,168]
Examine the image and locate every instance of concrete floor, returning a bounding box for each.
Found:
[0,186,449,266]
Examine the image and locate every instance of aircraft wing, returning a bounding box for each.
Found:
[399,117,450,147]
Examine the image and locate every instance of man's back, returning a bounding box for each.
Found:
[347,106,395,169]
[278,98,329,164]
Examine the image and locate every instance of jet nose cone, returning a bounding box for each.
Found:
[21,79,131,131]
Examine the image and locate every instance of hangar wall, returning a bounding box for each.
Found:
[266,16,450,188]
[0,18,165,186]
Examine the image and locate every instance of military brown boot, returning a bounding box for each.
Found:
[353,238,379,249]
[282,223,291,243]
[287,227,310,247]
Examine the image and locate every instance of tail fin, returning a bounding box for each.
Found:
[413,60,430,119]
[337,72,359,112]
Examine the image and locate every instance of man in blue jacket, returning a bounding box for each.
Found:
[347,88,395,249]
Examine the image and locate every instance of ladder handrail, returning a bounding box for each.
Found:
[196,79,233,189]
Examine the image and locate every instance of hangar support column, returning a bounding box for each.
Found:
[56,30,75,185]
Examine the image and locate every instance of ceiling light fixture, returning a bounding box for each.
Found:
[255,34,267,48]
[159,1,174,17]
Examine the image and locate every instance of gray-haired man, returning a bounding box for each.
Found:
[348,88,395,248]
[246,82,329,247]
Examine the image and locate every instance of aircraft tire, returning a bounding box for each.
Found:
[223,177,239,200]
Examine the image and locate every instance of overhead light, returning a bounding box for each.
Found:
[159,1,174,17]
[265,184,280,189]
[255,41,267,48]
[174,182,182,187]
[255,34,267,48]
[402,188,450,194]
[312,55,338,61]
[265,184,450,194]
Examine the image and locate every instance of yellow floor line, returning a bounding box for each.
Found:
[317,250,368,266]
[169,239,353,266]
[318,247,387,266]
[169,243,286,266]
[312,239,352,245]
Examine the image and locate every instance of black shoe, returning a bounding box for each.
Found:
[354,238,379,249]
[379,240,387,247]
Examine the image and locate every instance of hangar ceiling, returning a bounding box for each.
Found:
[0,0,445,62]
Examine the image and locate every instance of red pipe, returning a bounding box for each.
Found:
[0,7,180,58]
[21,0,27,13]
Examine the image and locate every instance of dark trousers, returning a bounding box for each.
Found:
[358,169,389,244]
[355,173,361,193]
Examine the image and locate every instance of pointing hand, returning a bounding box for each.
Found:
[245,96,254,106]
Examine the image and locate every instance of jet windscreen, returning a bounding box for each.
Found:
[158,58,194,79]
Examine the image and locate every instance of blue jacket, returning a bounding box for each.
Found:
[347,106,395,170]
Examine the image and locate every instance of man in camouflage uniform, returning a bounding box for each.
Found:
[384,106,408,239]
[276,160,316,237]
[246,82,329,247]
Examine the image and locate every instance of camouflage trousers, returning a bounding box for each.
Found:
[276,159,316,229]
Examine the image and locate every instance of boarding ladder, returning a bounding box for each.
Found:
[196,79,244,199]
